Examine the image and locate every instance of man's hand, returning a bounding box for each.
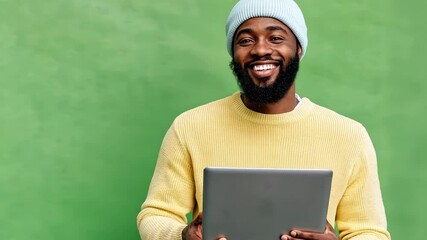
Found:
[182,213,227,240]
[182,213,203,240]
[281,221,339,240]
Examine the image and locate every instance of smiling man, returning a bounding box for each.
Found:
[137,0,391,240]
[231,17,301,113]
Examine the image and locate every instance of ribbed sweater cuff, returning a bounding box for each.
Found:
[139,216,187,240]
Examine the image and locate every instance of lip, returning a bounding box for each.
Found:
[248,60,280,69]
[247,60,280,84]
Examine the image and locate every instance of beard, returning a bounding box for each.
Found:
[230,54,300,104]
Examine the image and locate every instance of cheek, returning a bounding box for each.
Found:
[279,45,297,57]
[278,44,298,57]
[234,45,254,60]
[233,50,246,66]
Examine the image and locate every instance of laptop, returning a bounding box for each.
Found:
[202,167,333,240]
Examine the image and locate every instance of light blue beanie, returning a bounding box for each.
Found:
[226,0,308,59]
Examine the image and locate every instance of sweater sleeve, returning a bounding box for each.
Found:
[336,128,391,240]
[137,120,195,240]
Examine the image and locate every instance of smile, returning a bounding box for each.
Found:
[248,62,279,81]
[253,64,276,71]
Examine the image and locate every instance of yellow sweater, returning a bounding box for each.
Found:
[138,93,391,240]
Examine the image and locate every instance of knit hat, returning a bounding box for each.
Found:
[226,0,308,59]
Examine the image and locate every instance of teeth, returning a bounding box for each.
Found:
[254,64,274,71]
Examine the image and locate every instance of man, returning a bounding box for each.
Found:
[137,0,391,239]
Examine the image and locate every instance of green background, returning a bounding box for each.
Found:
[1,0,425,239]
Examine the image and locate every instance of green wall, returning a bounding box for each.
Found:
[1,0,425,239]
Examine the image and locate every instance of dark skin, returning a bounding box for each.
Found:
[182,214,203,240]
[182,213,226,240]
[233,17,301,114]
[182,17,340,240]
[280,222,339,240]
[182,213,338,240]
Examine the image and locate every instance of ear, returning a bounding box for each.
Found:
[297,44,303,58]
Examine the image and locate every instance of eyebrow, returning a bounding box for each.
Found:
[234,25,290,40]
[266,25,289,35]
[234,28,254,40]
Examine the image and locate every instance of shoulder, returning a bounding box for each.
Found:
[305,98,369,139]
[172,94,235,129]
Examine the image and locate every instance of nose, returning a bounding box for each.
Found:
[250,40,273,57]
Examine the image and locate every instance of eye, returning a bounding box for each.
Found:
[237,38,254,46]
[270,36,284,43]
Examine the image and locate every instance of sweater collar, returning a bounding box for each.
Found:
[230,92,314,125]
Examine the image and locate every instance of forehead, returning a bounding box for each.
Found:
[235,17,293,37]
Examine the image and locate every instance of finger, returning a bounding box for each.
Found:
[325,220,334,231]
[182,225,201,240]
[215,233,227,240]
[289,230,323,240]
[280,234,304,240]
[194,213,203,225]
[195,224,203,239]
[280,234,290,240]
[324,220,339,236]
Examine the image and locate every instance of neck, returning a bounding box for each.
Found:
[242,84,298,114]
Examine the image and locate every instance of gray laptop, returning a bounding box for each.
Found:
[202,167,333,240]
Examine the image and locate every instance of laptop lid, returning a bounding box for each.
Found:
[202,167,333,240]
